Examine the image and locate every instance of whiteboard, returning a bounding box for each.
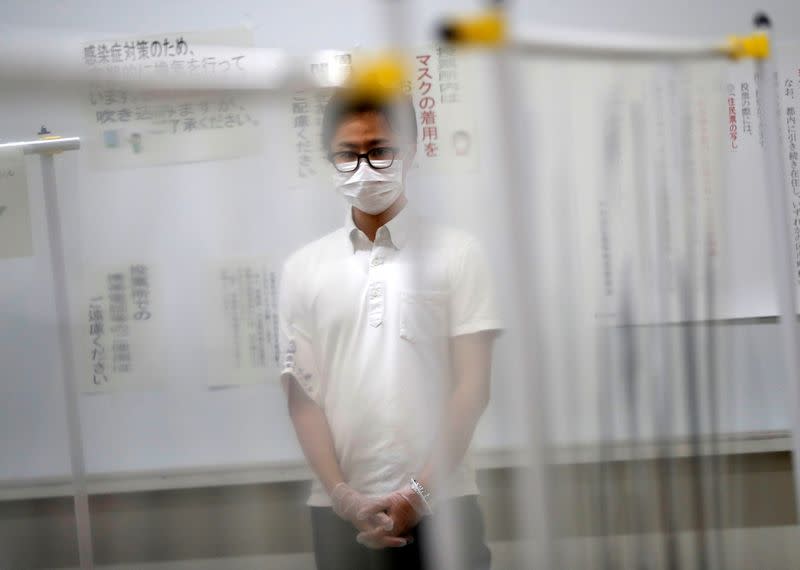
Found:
[1,26,799,486]
[0,43,528,482]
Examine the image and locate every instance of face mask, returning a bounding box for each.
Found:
[332,159,404,215]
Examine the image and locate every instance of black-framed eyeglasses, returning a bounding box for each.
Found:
[328,147,400,173]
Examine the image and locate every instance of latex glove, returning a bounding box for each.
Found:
[356,484,429,547]
[331,483,409,549]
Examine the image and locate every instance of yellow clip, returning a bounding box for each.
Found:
[346,53,407,103]
[726,32,769,60]
[439,9,506,46]
[38,132,64,154]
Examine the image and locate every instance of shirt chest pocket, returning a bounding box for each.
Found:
[398,291,449,343]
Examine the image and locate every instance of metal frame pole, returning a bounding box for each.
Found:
[3,136,94,567]
[488,43,556,570]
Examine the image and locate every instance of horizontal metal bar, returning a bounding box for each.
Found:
[0,137,80,155]
[0,431,790,501]
[509,25,732,60]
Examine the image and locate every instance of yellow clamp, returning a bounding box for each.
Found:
[439,9,506,46]
[38,131,64,154]
[346,53,407,103]
[726,32,769,60]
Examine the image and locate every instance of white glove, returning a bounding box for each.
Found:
[331,483,409,549]
[355,485,428,547]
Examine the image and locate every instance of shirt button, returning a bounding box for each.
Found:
[370,257,383,267]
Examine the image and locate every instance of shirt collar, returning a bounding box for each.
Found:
[345,205,414,252]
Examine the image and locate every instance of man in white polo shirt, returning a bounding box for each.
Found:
[279,89,501,570]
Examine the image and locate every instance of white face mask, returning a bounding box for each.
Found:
[332,159,404,215]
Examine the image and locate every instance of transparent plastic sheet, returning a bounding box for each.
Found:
[2,31,800,570]
[408,50,774,569]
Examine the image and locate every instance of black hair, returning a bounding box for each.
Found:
[321,90,418,151]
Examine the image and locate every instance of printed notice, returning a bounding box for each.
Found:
[206,258,281,386]
[0,148,33,259]
[724,47,800,312]
[288,45,478,186]
[288,51,352,184]
[83,263,164,392]
[779,52,800,291]
[81,28,264,169]
[410,45,478,173]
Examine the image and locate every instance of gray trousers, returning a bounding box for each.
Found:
[310,495,492,570]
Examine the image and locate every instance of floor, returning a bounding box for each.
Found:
[56,528,800,570]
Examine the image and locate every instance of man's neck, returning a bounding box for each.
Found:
[352,194,408,242]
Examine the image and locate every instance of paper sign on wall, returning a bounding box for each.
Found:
[288,46,478,187]
[205,258,281,387]
[409,45,478,173]
[724,48,800,311]
[83,263,164,392]
[0,148,33,259]
[81,28,265,169]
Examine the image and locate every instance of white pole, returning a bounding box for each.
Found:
[753,14,800,519]
[0,137,80,154]
[509,24,732,61]
[24,136,95,568]
[489,45,556,570]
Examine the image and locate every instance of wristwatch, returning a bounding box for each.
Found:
[410,477,433,514]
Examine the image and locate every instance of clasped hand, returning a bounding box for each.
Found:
[331,482,429,549]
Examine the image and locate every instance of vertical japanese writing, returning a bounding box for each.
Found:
[754,71,766,148]
[437,46,460,105]
[788,106,800,283]
[244,267,266,368]
[289,53,349,183]
[696,86,717,256]
[89,297,108,385]
[130,264,152,320]
[107,272,132,374]
[598,201,612,297]
[292,94,314,179]
[84,263,158,391]
[221,268,242,368]
[740,82,753,136]
[727,83,738,150]
[417,54,438,158]
[268,270,280,367]
[218,262,281,374]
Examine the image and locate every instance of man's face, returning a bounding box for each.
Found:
[329,111,415,177]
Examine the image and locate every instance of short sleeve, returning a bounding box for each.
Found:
[449,238,504,337]
[278,256,323,405]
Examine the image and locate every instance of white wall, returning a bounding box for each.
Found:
[523,0,800,39]
[1,0,799,483]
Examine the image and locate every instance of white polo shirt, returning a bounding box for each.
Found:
[279,204,502,506]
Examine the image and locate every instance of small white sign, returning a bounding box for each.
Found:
[81,28,264,169]
[205,257,281,387]
[0,148,33,259]
[82,263,165,392]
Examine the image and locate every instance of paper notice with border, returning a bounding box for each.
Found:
[287,45,478,187]
[0,148,33,259]
[82,263,164,392]
[81,28,266,169]
[205,258,281,387]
